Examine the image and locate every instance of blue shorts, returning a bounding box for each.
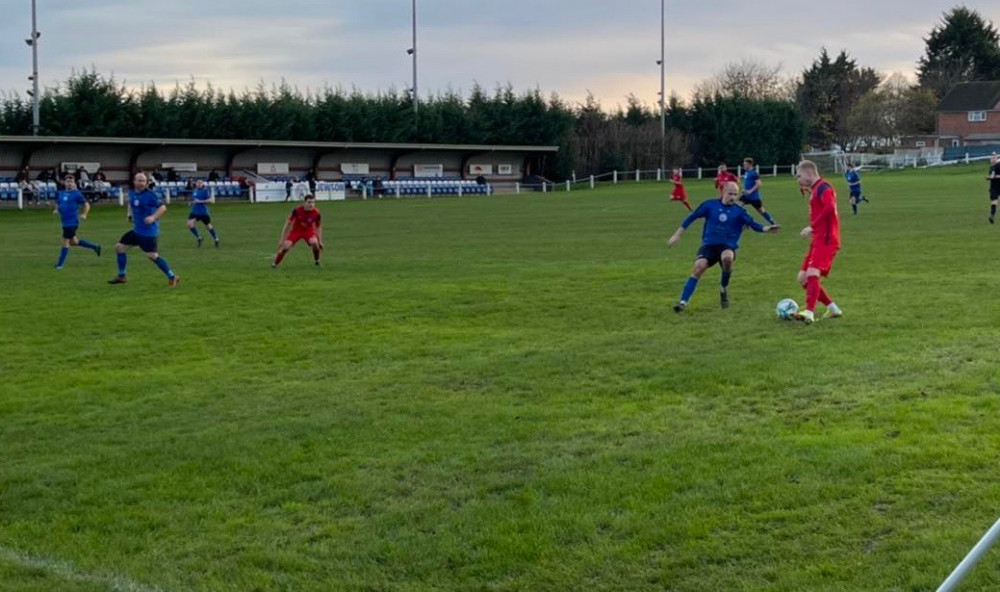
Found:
[695,243,736,267]
[119,230,158,253]
[61,226,78,240]
[850,189,861,199]
[739,196,762,207]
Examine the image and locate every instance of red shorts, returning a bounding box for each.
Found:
[671,189,688,200]
[286,230,317,245]
[801,245,839,276]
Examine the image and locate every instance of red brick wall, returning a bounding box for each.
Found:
[937,111,1000,139]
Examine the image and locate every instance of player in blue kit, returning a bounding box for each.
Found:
[53,174,101,269]
[108,172,180,286]
[844,163,869,215]
[187,179,220,247]
[741,157,776,225]
[668,181,781,311]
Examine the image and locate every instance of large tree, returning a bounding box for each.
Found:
[689,94,804,167]
[918,6,1000,99]
[845,74,939,148]
[796,49,880,149]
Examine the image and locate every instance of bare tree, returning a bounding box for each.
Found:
[693,58,795,101]
[845,73,939,148]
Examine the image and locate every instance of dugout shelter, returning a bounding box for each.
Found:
[0,135,558,191]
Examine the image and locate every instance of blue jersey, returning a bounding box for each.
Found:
[743,168,761,200]
[190,188,210,216]
[845,169,861,194]
[129,188,163,237]
[681,199,765,250]
[56,189,87,227]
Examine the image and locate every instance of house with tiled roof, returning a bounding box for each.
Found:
[933,81,1000,147]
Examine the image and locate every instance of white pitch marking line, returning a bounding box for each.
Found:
[0,545,162,592]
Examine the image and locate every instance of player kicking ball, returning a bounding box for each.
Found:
[793,160,843,324]
[668,181,780,311]
[272,194,324,267]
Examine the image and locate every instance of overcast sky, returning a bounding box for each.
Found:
[1,1,998,110]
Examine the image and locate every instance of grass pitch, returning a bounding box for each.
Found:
[3,165,1000,591]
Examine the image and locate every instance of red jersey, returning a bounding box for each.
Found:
[288,205,321,234]
[715,171,738,192]
[670,172,687,199]
[809,178,840,248]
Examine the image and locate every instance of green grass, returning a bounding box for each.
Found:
[3,165,1000,591]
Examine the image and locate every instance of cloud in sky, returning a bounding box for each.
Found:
[0,0,998,109]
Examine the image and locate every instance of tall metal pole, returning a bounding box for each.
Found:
[659,0,665,173]
[29,0,40,136]
[411,0,418,120]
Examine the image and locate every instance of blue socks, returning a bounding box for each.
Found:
[56,247,68,268]
[721,270,731,290]
[114,253,174,279]
[189,227,202,240]
[763,211,775,224]
[153,256,174,278]
[78,239,97,251]
[680,276,699,303]
[208,228,218,240]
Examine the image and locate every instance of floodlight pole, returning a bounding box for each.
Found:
[658,0,665,174]
[28,0,40,136]
[411,0,418,127]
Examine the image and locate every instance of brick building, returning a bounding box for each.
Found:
[933,81,1000,148]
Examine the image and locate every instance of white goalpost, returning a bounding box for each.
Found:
[936,516,1000,592]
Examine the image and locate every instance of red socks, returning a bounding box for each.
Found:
[805,275,820,312]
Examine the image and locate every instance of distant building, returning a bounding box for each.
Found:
[933,81,1000,148]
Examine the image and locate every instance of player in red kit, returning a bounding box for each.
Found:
[714,163,738,197]
[793,160,843,324]
[273,194,324,267]
[669,167,692,211]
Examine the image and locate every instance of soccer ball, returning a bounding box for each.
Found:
[776,298,799,320]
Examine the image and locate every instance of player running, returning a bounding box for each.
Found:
[741,157,777,225]
[844,163,869,215]
[793,160,842,324]
[714,163,738,197]
[187,179,220,247]
[273,194,324,267]
[667,181,781,311]
[669,167,693,211]
[108,172,180,286]
[53,173,101,269]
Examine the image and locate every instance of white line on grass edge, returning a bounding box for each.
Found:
[0,545,161,592]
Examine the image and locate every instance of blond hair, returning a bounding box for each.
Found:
[797,160,819,175]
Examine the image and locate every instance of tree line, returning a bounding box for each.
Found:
[0,5,995,181]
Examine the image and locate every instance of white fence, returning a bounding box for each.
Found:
[511,165,793,194]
